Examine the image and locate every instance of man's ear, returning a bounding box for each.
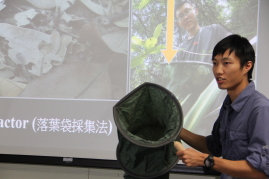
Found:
[244,61,253,74]
[194,8,198,16]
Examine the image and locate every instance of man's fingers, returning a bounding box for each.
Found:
[178,155,184,160]
[176,150,184,156]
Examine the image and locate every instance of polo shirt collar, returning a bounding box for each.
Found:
[222,81,255,112]
[231,81,255,112]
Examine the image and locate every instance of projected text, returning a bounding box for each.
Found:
[0,118,113,136]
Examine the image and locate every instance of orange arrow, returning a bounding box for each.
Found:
[161,0,177,64]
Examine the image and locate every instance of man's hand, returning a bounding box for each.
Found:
[176,148,207,167]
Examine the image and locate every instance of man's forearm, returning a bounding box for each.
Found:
[177,148,267,179]
[179,128,211,154]
[212,157,266,179]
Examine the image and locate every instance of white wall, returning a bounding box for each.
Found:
[0,163,219,179]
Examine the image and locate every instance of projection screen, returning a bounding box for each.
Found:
[0,0,268,167]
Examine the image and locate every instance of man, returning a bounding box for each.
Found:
[176,34,269,178]
[163,0,230,129]
[175,0,230,63]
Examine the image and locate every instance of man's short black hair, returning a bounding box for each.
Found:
[175,0,196,15]
[212,34,255,80]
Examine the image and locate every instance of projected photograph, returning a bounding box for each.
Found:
[0,0,129,100]
[130,0,258,134]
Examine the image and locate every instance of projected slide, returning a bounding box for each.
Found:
[0,0,260,161]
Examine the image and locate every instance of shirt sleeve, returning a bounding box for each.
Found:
[246,106,269,176]
[206,116,222,157]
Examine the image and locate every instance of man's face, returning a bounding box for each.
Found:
[212,49,249,92]
[176,3,198,32]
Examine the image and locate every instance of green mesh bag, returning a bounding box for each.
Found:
[113,82,183,178]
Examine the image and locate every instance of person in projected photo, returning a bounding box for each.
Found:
[176,34,269,179]
[175,0,230,62]
[163,0,230,118]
